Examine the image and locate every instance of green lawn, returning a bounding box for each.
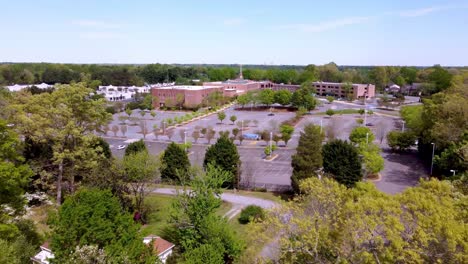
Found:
[140,194,174,236]
[141,193,233,237]
[314,108,361,115]
[25,204,56,237]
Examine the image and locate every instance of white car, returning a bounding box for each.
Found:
[117,145,126,150]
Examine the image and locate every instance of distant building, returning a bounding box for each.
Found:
[402,83,424,96]
[151,85,224,108]
[31,242,54,264]
[96,85,151,101]
[143,235,175,263]
[385,84,401,93]
[6,83,54,92]
[268,81,375,99]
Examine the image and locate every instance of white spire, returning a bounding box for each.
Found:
[239,64,243,79]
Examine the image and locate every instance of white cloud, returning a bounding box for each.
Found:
[280,16,371,33]
[72,20,121,29]
[223,18,246,26]
[78,31,124,40]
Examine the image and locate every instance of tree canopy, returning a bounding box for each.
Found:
[322,139,362,187]
[51,188,155,263]
[253,177,468,263]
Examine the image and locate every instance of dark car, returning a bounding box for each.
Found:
[366,123,374,126]
[267,113,275,116]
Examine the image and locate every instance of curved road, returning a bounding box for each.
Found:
[151,187,278,209]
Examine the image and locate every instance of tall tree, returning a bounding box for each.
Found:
[160,142,190,182]
[122,151,161,214]
[170,165,244,262]
[291,124,324,193]
[11,83,111,205]
[204,135,241,188]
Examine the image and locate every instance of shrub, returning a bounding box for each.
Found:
[105,106,116,114]
[238,205,265,224]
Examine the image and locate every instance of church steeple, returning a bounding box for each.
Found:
[239,64,243,79]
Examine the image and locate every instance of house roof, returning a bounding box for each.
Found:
[143,235,175,256]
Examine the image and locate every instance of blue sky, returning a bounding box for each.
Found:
[1,0,467,66]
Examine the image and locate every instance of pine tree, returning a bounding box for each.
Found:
[322,139,362,187]
[161,142,190,182]
[204,135,241,188]
[291,124,324,193]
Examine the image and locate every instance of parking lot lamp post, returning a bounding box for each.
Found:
[320,119,323,133]
[184,131,187,152]
[163,121,166,134]
[450,169,456,176]
[402,121,405,132]
[269,131,273,158]
[430,143,435,175]
[366,132,369,145]
[241,120,244,137]
[364,108,367,126]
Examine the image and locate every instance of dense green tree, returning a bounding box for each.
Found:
[254,178,468,264]
[291,84,317,111]
[51,189,155,263]
[170,165,244,263]
[274,89,292,106]
[161,142,190,182]
[204,135,241,188]
[349,126,375,145]
[10,83,111,205]
[125,139,147,156]
[428,65,453,93]
[322,139,362,187]
[237,93,251,108]
[259,89,275,107]
[387,131,417,151]
[291,124,324,193]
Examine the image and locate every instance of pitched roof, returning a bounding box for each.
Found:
[143,235,175,256]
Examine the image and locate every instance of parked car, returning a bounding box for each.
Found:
[366,123,374,126]
[267,113,275,116]
[117,145,126,150]
[243,133,260,140]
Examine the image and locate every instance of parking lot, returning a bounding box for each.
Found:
[106,101,425,193]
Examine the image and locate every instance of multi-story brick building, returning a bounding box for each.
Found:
[313,82,375,99]
[269,81,375,99]
[151,85,224,108]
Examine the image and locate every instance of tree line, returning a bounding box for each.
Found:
[1,62,462,94]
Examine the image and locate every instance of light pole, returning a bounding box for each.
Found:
[450,169,456,177]
[269,131,273,158]
[430,143,435,176]
[241,120,243,137]
[163,121,166,134]
[184,131,187,152]
[402,121,405,132]
[364,108,367,126]
[320,119,323,133]
[366,132,369,145]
